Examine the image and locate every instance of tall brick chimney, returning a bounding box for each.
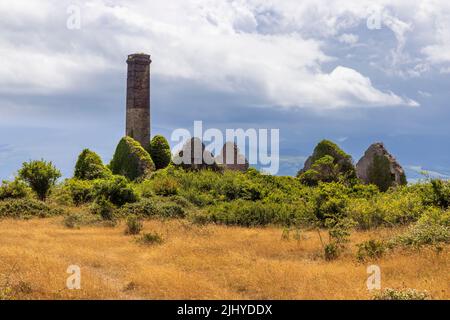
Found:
[126,53,151,147]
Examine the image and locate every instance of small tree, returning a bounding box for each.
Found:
[297,140,357,185]
[18,160,61,201]
[148,135,172,170]
[299,155,339,186]
[74,149,110,180]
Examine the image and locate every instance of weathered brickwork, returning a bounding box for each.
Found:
[126,53,151,147]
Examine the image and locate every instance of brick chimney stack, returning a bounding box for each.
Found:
[126,53,151,147]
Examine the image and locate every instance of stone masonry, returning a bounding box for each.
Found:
[215,142,249,171]
[126,53,151,147]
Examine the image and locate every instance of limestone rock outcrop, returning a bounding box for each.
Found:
[215,142,249,172]
[356,142,407,191]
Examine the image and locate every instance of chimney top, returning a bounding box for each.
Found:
[127,53,151,64]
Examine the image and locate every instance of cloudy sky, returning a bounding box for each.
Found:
[0,0,450,179]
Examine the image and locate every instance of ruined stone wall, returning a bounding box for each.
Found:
[126,53,151,147]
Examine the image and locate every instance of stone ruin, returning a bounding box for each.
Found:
[356,142,407,190]
[215,142,249,172]
[173,137,220,171]
[173,139,250,172]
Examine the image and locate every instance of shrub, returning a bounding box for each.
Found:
[65,179,94,206]
[110,137,155,181]
[74,149,110,180]
[63,212,101,229]
[189,210,210,225]
[92,176,138,207]
[373,288,431,300]
[167,195,192,208]
[324,243,339,261]
[346,188,424,229]
[0,179,31,200]
[0,199,63,219]
[152,177,179,196]
[158,202,186,218]
[427,179,450,209]
[219,172,263,201]
[299,156,339,186]
[138,232,164,245]
[356,240,386,261]
[125,215,143,235]
[180,189,216,207]
[18,160,61,201]
[90,198,116,221]
[207,200,301,227]
[319,216,356,260]
[311,182,349,222]
[392,220,449,249]
[418,207,450,227]
[119,199,159,217]
[148,135,172,170]
[48,183,74,206]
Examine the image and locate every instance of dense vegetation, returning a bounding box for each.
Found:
[109,136,155,181]
[147,135,172,170]
[298,140,357,186]
[74,149,111,180]
[0,137,448,264]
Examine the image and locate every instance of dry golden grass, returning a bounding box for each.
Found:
[0,217,448,300]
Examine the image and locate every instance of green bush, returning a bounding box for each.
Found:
[346,188,425,229]
[158,202,186,218]
[298,140,356,185]
[189,210,211,225]
[207,200,301,227]
[310,182,350,223]
[373,288,431,300]
[356,240,386,261]
[119,199,159,217]
[65,179,94,206]
[92,175,138,207]
[125,215,143,235]
[148,135,172,170]
[90,198,116,221]
[324,243,339,261]
[166,195,192,208]
[299,155,339,186]
[48,184,73,206]
[63,211,101,228]
[0,179,31,200]
[219,172,263,201]
[138,232,164,245]
[0,199,63,219]
[110,137,155,181]
[180,189,216,207]
[152,176,179,196]
[74,149,110,180]
[392,219,449,249]
[426,179,450,209]
[18,160,61,201]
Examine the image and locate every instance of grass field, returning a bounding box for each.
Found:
[0,217,448,300]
